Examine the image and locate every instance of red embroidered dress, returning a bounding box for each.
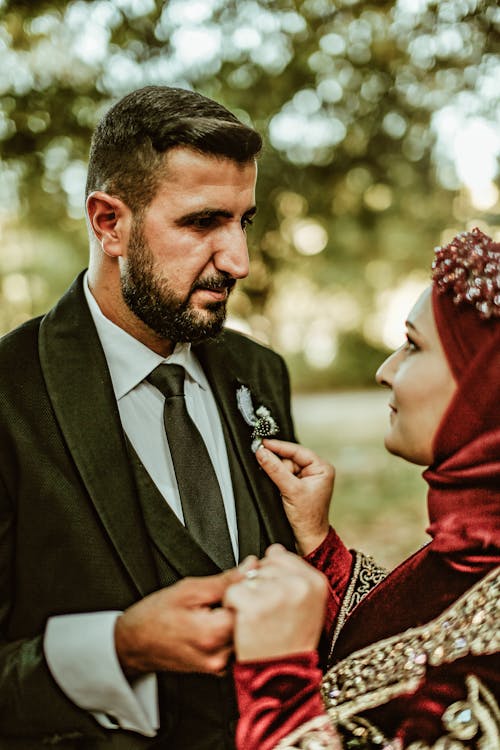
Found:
[233,230,500,750]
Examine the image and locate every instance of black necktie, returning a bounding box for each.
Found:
[147,364,235,570]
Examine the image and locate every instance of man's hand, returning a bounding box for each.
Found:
[224,545,328,661]
[256,440,334,555]
[115,570,241,677]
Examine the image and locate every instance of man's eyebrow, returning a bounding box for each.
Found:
[176,209,231,225]
[176,206,257,226]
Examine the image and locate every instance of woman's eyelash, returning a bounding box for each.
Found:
[404,335,419,352]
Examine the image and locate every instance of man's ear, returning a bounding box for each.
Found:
[86,191,130,258]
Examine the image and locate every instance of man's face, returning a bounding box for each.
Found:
[120,147,257,344]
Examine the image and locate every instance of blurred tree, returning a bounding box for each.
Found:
[0,0,498,385]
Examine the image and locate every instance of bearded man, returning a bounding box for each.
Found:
[0,86,296,749]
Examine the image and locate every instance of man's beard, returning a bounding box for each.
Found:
[121,222,235,344]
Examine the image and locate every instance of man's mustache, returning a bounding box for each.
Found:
[191,275,236,293]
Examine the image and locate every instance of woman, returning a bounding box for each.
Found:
[224,227,500,749]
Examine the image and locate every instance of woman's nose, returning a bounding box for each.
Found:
[376,347,402,387]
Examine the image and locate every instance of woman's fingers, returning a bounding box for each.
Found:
[262,439,320,469]
[261,439,335,481]
[260,544,314,573]
[255,445,301,494]
[224,549,329,660]
[256,440,334,556]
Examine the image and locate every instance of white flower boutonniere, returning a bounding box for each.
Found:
[236,385,279,453]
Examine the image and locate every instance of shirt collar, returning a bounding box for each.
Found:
[83,273,208,399]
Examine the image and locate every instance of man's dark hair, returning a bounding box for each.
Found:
[85,85,262,213]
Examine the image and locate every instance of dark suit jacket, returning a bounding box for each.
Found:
[0,273,296,748]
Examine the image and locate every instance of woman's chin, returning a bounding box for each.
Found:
[383,437,431,467]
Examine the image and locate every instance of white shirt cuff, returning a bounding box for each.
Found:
[44,611,159,737]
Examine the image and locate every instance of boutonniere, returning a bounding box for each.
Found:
[236,385,279,453]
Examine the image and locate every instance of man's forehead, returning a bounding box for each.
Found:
[161,146,257,177]
[153,148,257,208]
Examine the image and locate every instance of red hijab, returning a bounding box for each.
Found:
[423,228,500,569]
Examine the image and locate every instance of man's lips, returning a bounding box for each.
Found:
[201,287,228,300]
[193,286,230,301]
[192,278,235,301]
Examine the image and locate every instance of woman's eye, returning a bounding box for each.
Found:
[241,216,254,231]
[403,336,419,353]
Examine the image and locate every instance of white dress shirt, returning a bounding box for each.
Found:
[44,275,239,736]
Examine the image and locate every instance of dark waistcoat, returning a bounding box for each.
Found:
[127,419,268,750]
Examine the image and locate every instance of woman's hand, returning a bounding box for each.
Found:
[224,545,328,661]
[256,439,334,555]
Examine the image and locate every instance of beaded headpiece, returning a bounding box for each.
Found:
[431,227,500,319]
[425,227,500,562]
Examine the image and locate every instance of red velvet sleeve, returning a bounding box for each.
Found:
[233,652,325,750]
[305,526,354,636]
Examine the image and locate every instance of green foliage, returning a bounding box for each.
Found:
[0,0,498,384]
[294,389,428,568]
[285,331,389,390]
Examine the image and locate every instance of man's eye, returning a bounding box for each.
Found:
[193,216,214,229]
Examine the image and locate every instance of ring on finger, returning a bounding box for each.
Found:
[244,569,260,588]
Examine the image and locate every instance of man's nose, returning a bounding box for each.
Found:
[213,226,250,280]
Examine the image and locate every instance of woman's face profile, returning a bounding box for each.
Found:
[376,287,457,466]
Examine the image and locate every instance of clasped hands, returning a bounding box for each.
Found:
[115,439,334,677]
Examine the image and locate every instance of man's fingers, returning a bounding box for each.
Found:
[197,606,235,645]
[181,569,242,607]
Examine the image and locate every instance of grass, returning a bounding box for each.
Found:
[292,390,429,570]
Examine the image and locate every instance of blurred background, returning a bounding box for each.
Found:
[1,0,499,566]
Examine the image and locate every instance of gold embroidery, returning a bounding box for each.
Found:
[275,714,341,749]
[350,554,388,615]
[328,551,388,661]
[277,676,499,750]
[322,566,499,720]
[406,676,500,749]
[271,569,499,750]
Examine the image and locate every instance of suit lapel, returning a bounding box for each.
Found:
[38,274,157,597]
[127,441,222,578]
[39,277,293,591]
[195,337,295,549]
